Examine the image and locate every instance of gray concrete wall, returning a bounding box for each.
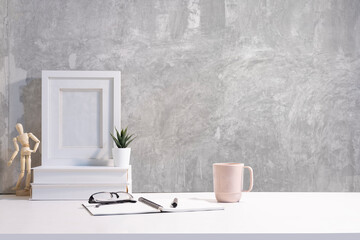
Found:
[1,0,360,193]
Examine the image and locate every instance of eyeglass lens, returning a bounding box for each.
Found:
[92,192,132,202]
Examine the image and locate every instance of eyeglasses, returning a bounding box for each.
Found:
[88,191,137,207]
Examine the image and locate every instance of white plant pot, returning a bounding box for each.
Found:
[112,148,131,168]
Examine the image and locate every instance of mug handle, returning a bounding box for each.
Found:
[243,166,253,192]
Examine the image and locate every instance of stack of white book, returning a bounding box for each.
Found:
[31,166,131,200]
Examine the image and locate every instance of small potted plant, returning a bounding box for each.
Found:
[110,127,135,168]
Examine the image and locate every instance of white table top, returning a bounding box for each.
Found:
[1,192,359,239]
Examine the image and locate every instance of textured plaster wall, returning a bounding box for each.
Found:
[1,0,360,193]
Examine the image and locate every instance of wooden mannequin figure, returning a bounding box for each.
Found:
[7,123,40,196]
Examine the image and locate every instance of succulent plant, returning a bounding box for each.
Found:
[110,127,135,148]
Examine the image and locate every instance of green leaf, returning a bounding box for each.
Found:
[116,128,121,141]
[120,135,126,147]
[124,134,134,143]
[116,128,125,148]
[110,132,121,148]
[124,138,135,148]
[111,127,135,148]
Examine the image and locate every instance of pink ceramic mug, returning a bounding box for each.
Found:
[213,163,253,203]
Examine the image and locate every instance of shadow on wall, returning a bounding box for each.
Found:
[0,92,10,192]
[20,78,41,168]
[2,78,42,193]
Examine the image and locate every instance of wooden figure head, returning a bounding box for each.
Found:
[15,123,24,134]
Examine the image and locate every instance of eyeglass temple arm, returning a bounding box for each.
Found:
[111,192,119,198]
[88,195,95,203]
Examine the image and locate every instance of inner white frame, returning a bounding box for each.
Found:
[42,71,121,166]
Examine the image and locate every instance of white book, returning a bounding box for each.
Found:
[83,198,224,216]
[32,165,131,184]
[31,183,132,200]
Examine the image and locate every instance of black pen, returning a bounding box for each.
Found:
[138,197,163,211]
[170,198,178,208]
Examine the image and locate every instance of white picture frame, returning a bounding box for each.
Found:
[42,71,121,166]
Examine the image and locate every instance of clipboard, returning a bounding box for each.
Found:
[83,198,224,216]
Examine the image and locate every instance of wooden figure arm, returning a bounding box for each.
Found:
[28,133,40,153]
[8,138,19,166]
